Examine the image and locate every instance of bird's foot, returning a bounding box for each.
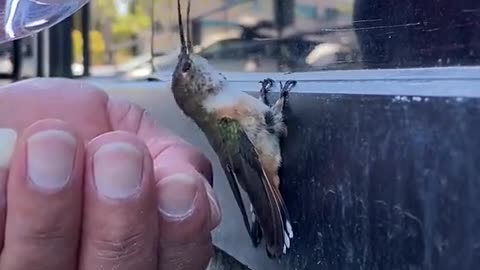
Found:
[258,78,275,106]
[271,79,297,116]
[279,80,297,108]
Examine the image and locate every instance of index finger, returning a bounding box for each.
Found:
[107,97,213,184]
[107,97,222,270]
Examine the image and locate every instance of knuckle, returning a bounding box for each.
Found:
[159,241,213,270]
[91,231,146,260]
[171,144,213,182]
[18,221,69,245]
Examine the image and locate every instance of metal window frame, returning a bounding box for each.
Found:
[86,65,480,270]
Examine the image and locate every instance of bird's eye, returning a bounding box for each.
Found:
[182,61,191,72]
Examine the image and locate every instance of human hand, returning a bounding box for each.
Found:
[0,77,221,269]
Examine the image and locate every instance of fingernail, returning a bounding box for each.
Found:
[204,182,222,228]
[94,142,143,199]
[157,173,198,220]
[0,128,17,169]
[27,130,76,191]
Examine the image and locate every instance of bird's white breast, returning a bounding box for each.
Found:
[202,88,269,114]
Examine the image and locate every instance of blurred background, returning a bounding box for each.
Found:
[0,0,478,81]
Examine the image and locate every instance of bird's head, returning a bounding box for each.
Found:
[172,0,226,101]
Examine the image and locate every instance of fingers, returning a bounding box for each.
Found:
[154,146,221,270]
[0,128,17,249]
[107,97,213,183]
[154,144,221,231]
[0,78,111,140]
[107,97,222,269]
[0,119,84,269]
[79,131,158,270]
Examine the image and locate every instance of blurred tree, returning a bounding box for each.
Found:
[110,1,150,40]
[72,29,82,63]
[72,29,106,65]
[89,0,162,64]
[73,0,215,65]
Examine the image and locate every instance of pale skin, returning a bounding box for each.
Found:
[0,77,221,270]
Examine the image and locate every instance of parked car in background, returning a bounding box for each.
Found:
[122,36,319,79]
[199,37,318,72]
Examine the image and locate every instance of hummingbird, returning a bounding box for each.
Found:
[169,0,296,258]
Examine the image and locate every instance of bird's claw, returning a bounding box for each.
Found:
[279,80,297,99]
[259,78,275,106]
[259,78,274,89]
[259,78,275,94]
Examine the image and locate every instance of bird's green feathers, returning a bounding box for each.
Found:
[214,117,286,255]
[216,117,242,152]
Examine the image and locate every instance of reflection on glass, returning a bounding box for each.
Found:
[0,0,89,43]
[1,0,479,78]
[353,0,480,69]
[137,0,365,76]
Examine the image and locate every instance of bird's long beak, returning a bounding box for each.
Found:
[177,0,187,55]
[186,0,193,53]
[177,0,192,55]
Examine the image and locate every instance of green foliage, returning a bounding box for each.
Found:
[111,12,150,40]
[72,29,106,65]
[72,29,82,62]
[87,0,167,63]
[94,0,116,19]
[93,0,158,40]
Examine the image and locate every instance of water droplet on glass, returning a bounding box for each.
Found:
[0,0,89,43]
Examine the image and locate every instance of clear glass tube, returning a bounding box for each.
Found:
[0,0,89,43]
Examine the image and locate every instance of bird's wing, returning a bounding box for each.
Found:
[216,116,288,257]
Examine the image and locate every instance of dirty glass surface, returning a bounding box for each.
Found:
[0,0,479,78]
[0,0,89,42]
